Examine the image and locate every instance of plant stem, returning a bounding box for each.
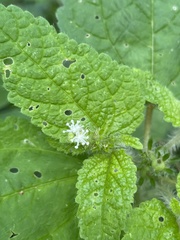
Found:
[143,103,154,152]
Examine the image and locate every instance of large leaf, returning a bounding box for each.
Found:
[57,0,180,97]
[76,150,137,240]
[0,117,82,239]
[122,198,180,240]
[0,4,145,154]
[0,4,180,156]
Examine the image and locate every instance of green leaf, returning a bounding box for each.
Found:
[0,117,82,239]
[0,75,8,110]
[76,149,137,240]
[122,198,180,240]
[170,198,180,216]
[134,108,174,142]
[0,106,24,119]
[170,173,180,216]
[177,173,180,199]
[57,0,180,97]
[0,4,145,154]
[145,78,180,126]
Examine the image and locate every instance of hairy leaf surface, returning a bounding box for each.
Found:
[122,198,180,240]
[0,117,82,239]
[57,0,180,97]
[0,4,145,153]
[76,150,137,239]
[177,173,180,199]
[170,173,180,217]
[144,79,180,126]
[0,4,180,155]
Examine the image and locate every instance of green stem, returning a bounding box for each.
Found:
[143,103,154,152]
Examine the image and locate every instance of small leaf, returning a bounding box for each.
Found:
[162,153,170,162]
[148,138,153,150]
[170,173,180,217]
[145,79,180,126]
[117,134,143,150]
[122,198,180,240]
[170,198,180,216]
[177,173,180,199]
[76,150,137,240]
[0,117,82,239]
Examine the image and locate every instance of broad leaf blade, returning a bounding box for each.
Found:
[122,198,180,240]
[0,4,145,154]
[57,0,180,97]
[76,150,137,240]
[0,117,82,239]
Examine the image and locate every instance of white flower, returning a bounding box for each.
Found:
[63,120,89,149]
[63,120,82,134]
[71,129,89,149]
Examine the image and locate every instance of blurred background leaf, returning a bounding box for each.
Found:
[1,0,62,26]
[0,75,8,109]
[0,117,82,239]
[57,0,180,95]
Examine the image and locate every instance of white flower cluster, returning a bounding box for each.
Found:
[63,120,89,149]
